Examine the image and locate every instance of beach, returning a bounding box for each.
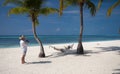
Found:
[0,40,120,74]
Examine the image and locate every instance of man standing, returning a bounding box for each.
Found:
[19,35,28,64]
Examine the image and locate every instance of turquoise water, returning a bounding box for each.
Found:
[0,35,120,48]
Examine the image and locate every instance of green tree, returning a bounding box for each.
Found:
[59,0,96,54]
[3,0,58,57]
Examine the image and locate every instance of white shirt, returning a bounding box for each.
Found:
[20,40,27,49]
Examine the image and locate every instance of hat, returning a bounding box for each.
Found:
[19,35,25,40]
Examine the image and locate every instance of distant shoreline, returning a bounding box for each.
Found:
[0,35,120,48]
[0,39,120,48]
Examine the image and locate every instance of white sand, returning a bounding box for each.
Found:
[0,40,120,74]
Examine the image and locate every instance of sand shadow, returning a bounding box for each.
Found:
[95,46,120,54]
[48,49,77,58]
[46,46,120,58]
[83,46,120,56]
[48,49,92,58]
[26,61,52,64]
[83,50,96,56]
[73,46,120,56]
[112,68,120,74]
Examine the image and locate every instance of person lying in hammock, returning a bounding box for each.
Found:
[49,44,74,52]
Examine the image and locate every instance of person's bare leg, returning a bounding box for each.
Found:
[50,46,65,52]
[21,54,26,64]
[49,46,61,51]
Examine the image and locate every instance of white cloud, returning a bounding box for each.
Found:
[63,10,79,14]
[56,28,61,32]
[44,1,53,6]
[22,29,32,33]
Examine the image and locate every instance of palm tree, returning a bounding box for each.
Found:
[97,0,120,16]
[3,0,58,57]
[59,0,96,54]
[107,0,120,16]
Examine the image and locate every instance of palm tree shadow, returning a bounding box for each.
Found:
[48,49,77,58]
[48,49,92,58]
[113,68,120,74]
[83,46,120,55]
[26,61,52,64]
[95,46,120,55]
[83,50,96,56]
[47,46,120,58]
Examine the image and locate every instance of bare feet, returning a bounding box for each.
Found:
[22,61,26,64]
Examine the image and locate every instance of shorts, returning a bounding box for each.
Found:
[22,48,27,55]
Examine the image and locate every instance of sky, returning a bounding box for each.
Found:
[0,0,120,35]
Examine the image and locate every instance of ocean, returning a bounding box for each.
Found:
[0,35,120,48]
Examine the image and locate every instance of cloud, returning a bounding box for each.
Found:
[44,1,53,6]
[63,10,79,14]
[22,29,32,33]
[56,28,61,32]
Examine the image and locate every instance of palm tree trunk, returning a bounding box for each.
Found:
[32,19,45,57]
[77,3,84,54]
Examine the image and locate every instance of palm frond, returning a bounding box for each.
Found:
[59,0,63,16]
[97,0,103,11]
[65,0,80,5]
[107,0,120,16]
[35,18,39,26]
[40,7,59,15]
[8,7,29,16]
[24,0,43,9]
[85,0,96,16]
[59,0,76,16]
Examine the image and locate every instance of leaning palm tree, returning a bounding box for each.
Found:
[59,0,96,54]
[107,0,120,16]
[97,0,120,16]
[3,0,58,57]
